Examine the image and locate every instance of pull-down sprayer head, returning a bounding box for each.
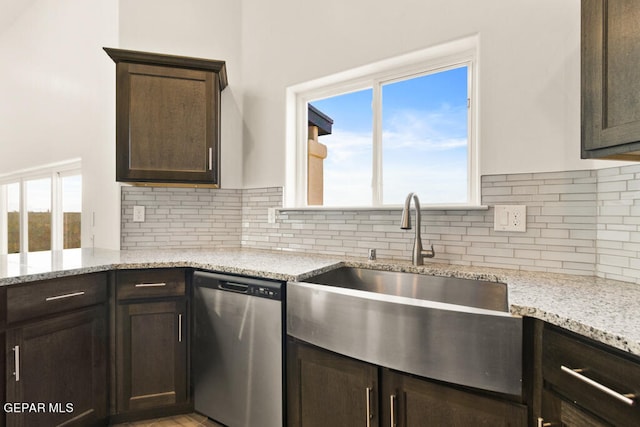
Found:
[401,192,419,230]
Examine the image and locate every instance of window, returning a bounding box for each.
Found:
[286,36,479,208]
[5,183,20,253]
[312,88,373,206]
[27,177,52,252]
[0,160,82,254]
[61,174,82,249]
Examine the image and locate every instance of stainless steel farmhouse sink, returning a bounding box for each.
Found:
[304,266,509,312]
[287,267,523,395]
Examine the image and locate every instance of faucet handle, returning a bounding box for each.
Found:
[423,244,435,259]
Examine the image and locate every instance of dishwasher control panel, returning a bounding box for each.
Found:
[253,286,281,299]
[194,270,283,301]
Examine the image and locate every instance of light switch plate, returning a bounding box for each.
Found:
[494,205,526,232]
[133,205,145,222]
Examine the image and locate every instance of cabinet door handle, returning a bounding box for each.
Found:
[366,387,373,427]
[178,314,183,343]
[390,394,397,427]
[45,291,85,301]
[13,345,20,382]
[561,365,636,406]
[134,282,167,288]
[209,147,213,170]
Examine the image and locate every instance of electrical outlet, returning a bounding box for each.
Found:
[133,205,145,222]
[493,205,526,232]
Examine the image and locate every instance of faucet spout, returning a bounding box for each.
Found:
[400,192,435,265]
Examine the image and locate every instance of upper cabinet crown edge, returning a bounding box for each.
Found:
[104,47,228,90]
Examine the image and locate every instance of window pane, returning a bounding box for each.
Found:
[62,175,82,249]
[382,66,468,205]
[310,88,373,207]
[7,183,20,254]
[27,178,51,252]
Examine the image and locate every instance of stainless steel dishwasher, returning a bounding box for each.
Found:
[193,271,284,427]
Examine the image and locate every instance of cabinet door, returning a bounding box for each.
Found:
[0,287,5,427]
[381,369,527,427]
[287,339,379,427]
[582,0,640,159]
[5,306,108,427]
[0,331,5,427]
[541,389,608,427]
[560,400,609,427]
[116,299,188,413]
[115,62,220,184]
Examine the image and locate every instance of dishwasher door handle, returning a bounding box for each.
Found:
[219,282,250,294]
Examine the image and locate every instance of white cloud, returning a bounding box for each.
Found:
[383,106,468,151]
[383,162,467,205]
[319,130,372,206]
[320,129,371,163]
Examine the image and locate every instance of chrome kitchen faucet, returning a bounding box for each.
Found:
[401,192,435,265]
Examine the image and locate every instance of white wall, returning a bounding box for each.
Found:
[1,0,629,250]
[0,0,244,250]
[118,0,244,189]
[0,0,120,249]
[240,0,617,188]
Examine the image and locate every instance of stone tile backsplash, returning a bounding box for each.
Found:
[121,165,640,284]
[595,164,640,283]
[121,187,242,250]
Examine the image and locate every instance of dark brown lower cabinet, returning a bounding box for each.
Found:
[536,324,640,427]
[0,286,5,427]
[0,330,4,427]
[116,299,188,416]
[287,337,379,427]
[541,388,608,427]
[5,306,108,427]
[381,369,527,427]
[287,338,527,427]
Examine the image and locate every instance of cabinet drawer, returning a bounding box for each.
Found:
[543,326,640,426]
[7,273,108,324]
[117,269,186,300]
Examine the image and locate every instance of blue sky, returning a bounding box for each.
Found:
[310,65,469,206]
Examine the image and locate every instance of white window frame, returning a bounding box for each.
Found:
[0,159,81,254]
[285,35,480,209]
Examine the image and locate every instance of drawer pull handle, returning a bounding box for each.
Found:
[45,291,85,301]
[134,283,167,288]
[561,365,636,406]
[13,345,20,382]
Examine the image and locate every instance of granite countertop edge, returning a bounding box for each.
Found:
[1,248,638,357]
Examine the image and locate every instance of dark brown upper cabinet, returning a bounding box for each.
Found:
[581,0,640,160]
[104,48,227,185]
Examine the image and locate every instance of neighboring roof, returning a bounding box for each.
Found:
[308,104,334,136]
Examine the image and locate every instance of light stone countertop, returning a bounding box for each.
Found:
[1,247,639,357]
[0,248,343,285]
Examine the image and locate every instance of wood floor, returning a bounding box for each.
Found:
[110,413,223,427]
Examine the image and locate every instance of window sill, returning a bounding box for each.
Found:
[279,204,489,212]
